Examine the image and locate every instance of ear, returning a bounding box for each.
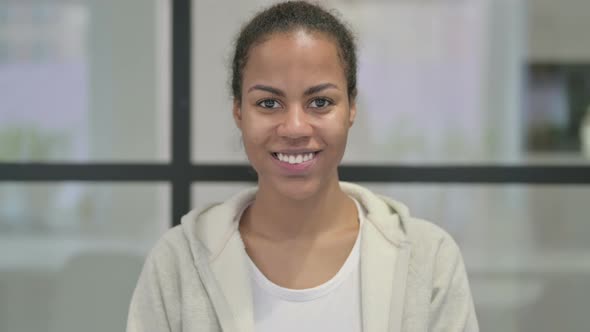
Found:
[348,98,357,128]
[233,98,242,130]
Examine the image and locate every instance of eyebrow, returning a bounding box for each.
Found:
[247,84,285,97]
[303,83,339,96]
[247,83,339,97]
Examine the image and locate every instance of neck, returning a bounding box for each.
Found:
[243,176,357,240]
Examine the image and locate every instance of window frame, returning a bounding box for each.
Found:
[0,0,588,227]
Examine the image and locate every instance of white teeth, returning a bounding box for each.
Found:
[275,152,316,164]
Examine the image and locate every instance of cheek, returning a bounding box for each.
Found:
[321,116,351,147]
[240,115,272,151]
[332,128,350,150]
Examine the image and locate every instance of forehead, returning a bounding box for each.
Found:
[243,30,346,84]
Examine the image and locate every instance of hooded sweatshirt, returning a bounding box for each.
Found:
[127,182,479,332]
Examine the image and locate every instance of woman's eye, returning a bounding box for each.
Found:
[258,99,281,109]
[309,98,331,109]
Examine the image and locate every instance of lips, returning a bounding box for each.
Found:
[271,151,320,164]
[271,150,321,165]
[269,150,321,173]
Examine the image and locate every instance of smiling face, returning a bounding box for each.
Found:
[233,30,356,200]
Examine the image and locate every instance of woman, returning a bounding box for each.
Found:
[127,1,478,331]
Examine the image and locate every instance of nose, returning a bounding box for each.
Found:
[276,104,313,139]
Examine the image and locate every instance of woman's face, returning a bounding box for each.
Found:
[234,30,356,200]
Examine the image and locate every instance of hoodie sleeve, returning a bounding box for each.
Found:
[429,234,479,332]
[126,239,181,332]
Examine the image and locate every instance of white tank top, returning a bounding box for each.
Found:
[246,198,364,332]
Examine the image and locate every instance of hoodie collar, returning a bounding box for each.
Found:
[181,182,411,260]
[180,182,413,332]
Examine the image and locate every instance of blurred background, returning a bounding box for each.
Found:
[1,0,589,331]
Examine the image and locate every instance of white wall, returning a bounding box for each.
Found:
[528,0,590,62]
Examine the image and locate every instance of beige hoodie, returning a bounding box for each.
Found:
[127,182,479,332]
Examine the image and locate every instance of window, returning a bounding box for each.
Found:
[2,0,589,331]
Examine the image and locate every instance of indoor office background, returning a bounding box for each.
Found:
[0,0,589,331]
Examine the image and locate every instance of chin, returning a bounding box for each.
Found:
[269,175,324,201]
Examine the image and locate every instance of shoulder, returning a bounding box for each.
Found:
[402,218,478,330]
[141,226,194,277]
[352,181,465,279]
[345,181,462,262]
[129,225,220,331]
[135,224,213,305]
[401,216,468,291]
[404,216,460,256]
[398,216,476,324]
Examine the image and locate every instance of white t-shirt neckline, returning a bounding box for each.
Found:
[246,198,364,303]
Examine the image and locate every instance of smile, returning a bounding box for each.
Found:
[271,151,320,165]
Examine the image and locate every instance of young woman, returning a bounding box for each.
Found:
[127,2,478,331]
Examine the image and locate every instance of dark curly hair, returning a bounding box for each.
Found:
[231,1,357,104]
